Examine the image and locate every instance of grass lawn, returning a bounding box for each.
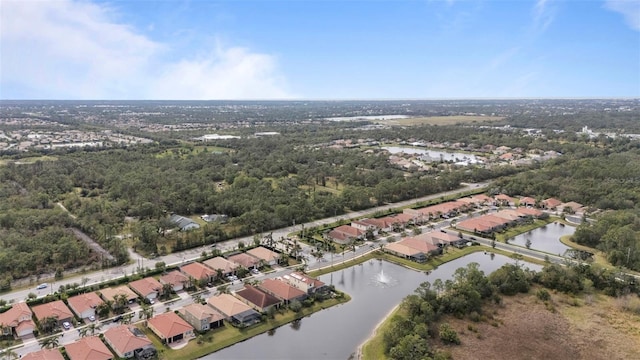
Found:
[360,305,404,359]
[148,295,350,360]
[0,155,58,166]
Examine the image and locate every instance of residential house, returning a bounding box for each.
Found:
[67,292,104,320]
[206,294,261,327]
[203,257,239,278]
[159,270,189,293]
[516,207,544,218]
[246,246,280,266]
[227,253,261,270]
[235,285,282,313]
[180,303,224,332]
[200,214,228,223]
[350,219,379,236]
[494,194,516,207]
[180,262,216,283]
[282,272,327,295]
[258,278,307,305]
[147,312,194,344]
[519,197,537,207]
[99,286,138,307]
[64,336,113,360]
[560,201,583,214]
[456,215,510,235]
[424,231,465,247]
[327,225,364,245]
[128,277,163,301]
[470,194,494,206]
[0,302,35,337]
[31,300,74,328]
[21,349,65,360]
[541,198,563,210]
[168,214,200,231]
[103,325,156,359]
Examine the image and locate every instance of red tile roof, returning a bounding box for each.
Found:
[159,270,189,287]
[103,325,152,357]
[259,278,307,301]
[227,253,260,268]
[180,262,215,280]
[64,336,113,360]
[147,312,193,340]
[128,277,162,298]
[67,292,104,316]
[0,302,32,328]
[235,285,281,310]
[31,300,74,322]
[21,349,65,360]
[206,294,253,317]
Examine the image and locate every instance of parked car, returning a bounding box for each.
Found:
[89,315,95,322]
[37,283,47,290]
[250,269,260,275]
[113,315,123,323]
[62,321,71,330]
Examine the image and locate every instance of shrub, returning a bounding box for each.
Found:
[439,323,461,345]
[536,289,551,301]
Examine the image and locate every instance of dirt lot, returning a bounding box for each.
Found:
[442,289,640,360]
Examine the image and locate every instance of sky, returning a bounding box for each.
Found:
[1,0,639,100]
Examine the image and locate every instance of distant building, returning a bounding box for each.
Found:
[169,214,200,231]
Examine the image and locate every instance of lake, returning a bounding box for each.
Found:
[205,252,540,360]
[509,222,576,256]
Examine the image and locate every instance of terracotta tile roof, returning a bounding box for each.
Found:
[21,349,65,360]
[31,300,74,322]
[384,242,422,257]
[128,277,162,298]
[159,270,189,287]
[0,302,32,327]
[495,194,516,203]
[203,257,239,273]
[519,196,537,205]
[180,303,224,323]
[67,292,104,316]
[235,285,281,310]
[227,253,260,268]
[103,325,152,356]
[147,312,193,340]
[259,278,307,301]
[332,225,363,237]
[206,294,253,317]
[64,336,113,360]
[246,247,280,263]
[180,262,215,280]
[399,237,439,253]
[516,207,543,217]
[542,198,563,208]
[99,286,138,302]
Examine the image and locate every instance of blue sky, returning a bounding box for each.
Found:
[1,0,639,100]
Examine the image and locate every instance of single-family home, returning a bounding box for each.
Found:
[258,278,307,305]
[64,336,113,360]
[227,253,260,270]
[147,312,194,344]
[282,272,327,295]
[384,242,427,262]
[168,214,200,231]
[0,302,35,337]
[180,303,225,332]
[159,270,189,293]
[128,277,163,301]
[519,197,537,207]
[560,201,583,214]
[180,262,216,283]
[103,325,156,359]
[99,286,138,308]
[494,194,516,207]
[327,225,364,245]
[206,294,261,327]
[235,285,282,313]
[203,257,239,278]
[246,247,280,266]
[31,300,74,328]
[541,198,563,210]
[67,292,104,320]
[21,349,65,360]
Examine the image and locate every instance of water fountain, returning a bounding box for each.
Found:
[371,268,397,288]
[376,269,390,284]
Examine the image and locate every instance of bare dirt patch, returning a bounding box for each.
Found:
[442,289,640,360]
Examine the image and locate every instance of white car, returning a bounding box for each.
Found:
[88,315,95,322]
[36,284,47,290]
[62,321,71,330]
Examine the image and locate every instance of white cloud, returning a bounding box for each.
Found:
[605,0,640,31]
[0,0,293,99]
[532,0,556,33]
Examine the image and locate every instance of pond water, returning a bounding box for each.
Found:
[205,252,540,360]
[509,222,575,256]
[382,146,481,164]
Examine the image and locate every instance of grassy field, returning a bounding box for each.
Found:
[0,155,58,166]
[373,115,504,126]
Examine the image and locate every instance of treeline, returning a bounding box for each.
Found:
[494,149,640,210]
[573,209,640,272]
[381,261,639,359]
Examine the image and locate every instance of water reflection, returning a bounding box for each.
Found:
[207,252,540,360]
[509,222,575,255]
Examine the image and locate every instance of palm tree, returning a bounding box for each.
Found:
[39,334,61,349]
[139,304,154,322]
[121,313,135,325]
[113,294,128,312]
[40,316,59,333]
[0,348,19,360]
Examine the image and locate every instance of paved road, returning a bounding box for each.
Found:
[1,182,488,305]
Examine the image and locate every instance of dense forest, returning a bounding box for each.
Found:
[379,261,639,360]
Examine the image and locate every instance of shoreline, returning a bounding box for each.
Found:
[354,303,401,359]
